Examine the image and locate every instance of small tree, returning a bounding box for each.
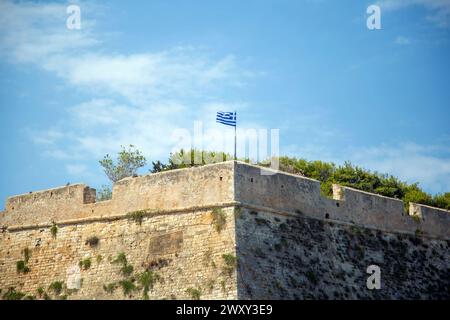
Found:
[96,185,112,201]
[99,145,147,183]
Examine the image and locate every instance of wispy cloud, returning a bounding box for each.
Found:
[0,0,253,177]
[0,1,99,63]
[349,142,450,194]
[44,49,244,105]
[0,1,247,104]
[377,0,450,27]
[284,141,450,194]
[2,1,449,195]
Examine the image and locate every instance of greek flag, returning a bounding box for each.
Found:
[216,111,236,127]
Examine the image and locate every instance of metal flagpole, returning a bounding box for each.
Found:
[234,111,237,160]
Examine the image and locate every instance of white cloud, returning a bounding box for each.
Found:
[377,0,450,27]
[44,50,244,105]
[0,1,254,176]
[0,1,99,63]
[349,142,450,193]
[283,141,450,194]
[0,1,247,105]
[34,98,248,165]
[3,1,449,196]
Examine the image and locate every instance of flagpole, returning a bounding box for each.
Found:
[234,111,237,161]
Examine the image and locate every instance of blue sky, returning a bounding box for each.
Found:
[0,0,449,208]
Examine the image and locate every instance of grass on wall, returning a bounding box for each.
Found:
[212,208,227,233]
[186,287,202,300]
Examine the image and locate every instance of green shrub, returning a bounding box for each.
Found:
[48,281,64,296]
[50,224,58,239]
[85,236,100,247]
[36,287,44,297]
[79,258,92,270]
[126,210,146,225]
[138,271,160,299]
[186,288,201,300]
[264,157,449,210]
[222,254,237,277]
[112,252,128,266]
[120,264,134,277]
[16,260,30,274]
[403,185,434,211]
[118,280,136,296]
[2,287,26,300]
[432,192,450,210]
[103,283,117,294]
[111,252,135,278]
[212,208,227,232]
[16,247,31,274]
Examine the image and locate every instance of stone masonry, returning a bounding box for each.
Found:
[0,161,449,299]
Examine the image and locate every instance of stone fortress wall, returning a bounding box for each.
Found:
[234,162,449,239]
[0,161,448,299]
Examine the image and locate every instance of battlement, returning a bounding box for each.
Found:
[1,161,449,300]
[1,161,449,239]
[0,161,234,228]
[235,162,450,239]
[2,184,96,227]
[5,184,96,210]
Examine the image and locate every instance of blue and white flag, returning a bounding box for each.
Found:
[216,111,236,127]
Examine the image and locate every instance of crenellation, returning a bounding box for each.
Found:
[409,202,450,237]
[234,161,449,239]
[332,185,406,230]
[234,161,324,219]
[0,161,449,300]
[111,161,235,216]
[2,184,95,227]
[1,161,449,238]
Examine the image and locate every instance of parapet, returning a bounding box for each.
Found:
[409,202,449,238]
[0,161,235,228]
[234,161,450,239]
[109,161,234,214]
[1,184,96,226]
[1,161,449,239]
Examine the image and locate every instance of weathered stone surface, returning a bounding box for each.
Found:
[0,208,237,300]
[235,208,449,299]
[0,161,448,300]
